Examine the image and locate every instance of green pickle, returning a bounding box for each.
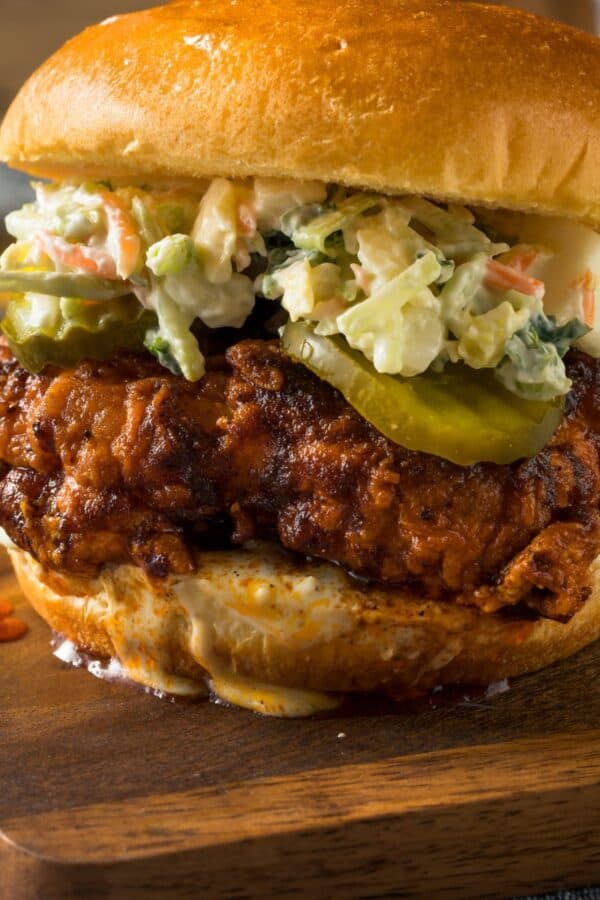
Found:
[282,321,564,466]
[2,295,157,373]
[0,271,134,301]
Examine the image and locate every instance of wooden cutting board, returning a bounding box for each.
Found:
[1,558,599,900]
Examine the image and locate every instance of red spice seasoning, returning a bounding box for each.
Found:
[0,599,28,642]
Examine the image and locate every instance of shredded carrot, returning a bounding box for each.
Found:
[583,289,596,327]
[573,269,596,327]
[99,191,142,280]
[484,258,545,300]
[237,203,257,237]
[497,246,540,274]
[35,231,117,279]
[312,297,348,321]
[350,263,374,295]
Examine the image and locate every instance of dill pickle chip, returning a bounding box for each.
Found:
[0,270,134,301]
[281,321,563,465]
[2,295,156,373]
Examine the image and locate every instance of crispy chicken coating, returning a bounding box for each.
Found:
[0,339,598,621]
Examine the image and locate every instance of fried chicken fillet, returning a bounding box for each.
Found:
[0,338,598,624]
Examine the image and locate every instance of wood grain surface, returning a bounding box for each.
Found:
[1,560,599,899]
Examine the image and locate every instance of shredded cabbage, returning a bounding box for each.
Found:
[190,178,265,283]
[140,241,255,378]
[495,314,589,400]
[496,331,570,401]
[0,177,595,400]
[399,196,509,258]
[253,179,327,232]
[439,258,535,368]
[6,183,105,244]
[0,270,132,301]
[267,259,351,323]
[142,276,205,381]
[337,251,443,377]
[354,206,444,295]
[292,194,381,253]
[146,234,196,277]
[163,264,254,330]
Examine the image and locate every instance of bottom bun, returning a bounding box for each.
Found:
[10,542,600,717]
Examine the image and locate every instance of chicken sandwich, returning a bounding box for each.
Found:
[0,0,599,714]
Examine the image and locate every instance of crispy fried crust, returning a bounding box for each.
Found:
[1,344,600,620]
[1,1,600,222]
[10,545,600,709]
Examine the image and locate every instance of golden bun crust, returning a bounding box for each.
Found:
[2,1,600,221]
[9,543,600,715]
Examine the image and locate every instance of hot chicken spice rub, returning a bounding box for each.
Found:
[0,0,599,715]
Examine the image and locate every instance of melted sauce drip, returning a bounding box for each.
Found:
[51,634,510,717]
[51,634,338,716]
[52,636,178,701]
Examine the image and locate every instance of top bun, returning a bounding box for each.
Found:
[1,0,600,222]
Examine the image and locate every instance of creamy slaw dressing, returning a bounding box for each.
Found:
[0,177,598,400]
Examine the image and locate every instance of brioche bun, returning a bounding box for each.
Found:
[1,1,600,223]
[9,544,600,715]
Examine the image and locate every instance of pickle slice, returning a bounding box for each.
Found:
[281,321,563,465]
[2,295,157,373]
[0,271,134,301]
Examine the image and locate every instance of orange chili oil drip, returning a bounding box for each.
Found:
[0,600,28,642]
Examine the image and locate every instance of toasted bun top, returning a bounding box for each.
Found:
[1,1,600,222]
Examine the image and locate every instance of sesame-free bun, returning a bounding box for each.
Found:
[1,1,600,222]
[9,544,600,716]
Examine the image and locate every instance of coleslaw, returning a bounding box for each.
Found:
[0,177,598,401]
